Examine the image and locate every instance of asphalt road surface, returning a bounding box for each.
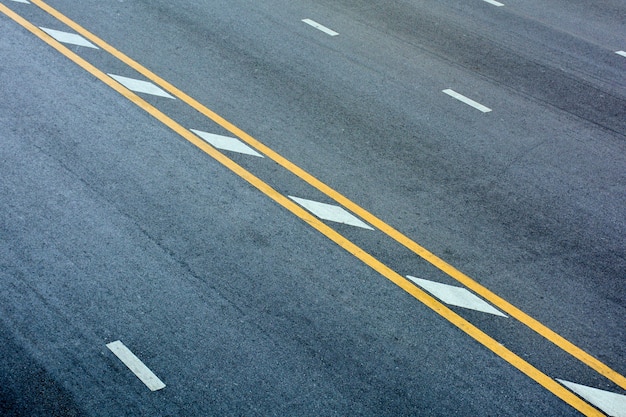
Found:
[1,0,625,416]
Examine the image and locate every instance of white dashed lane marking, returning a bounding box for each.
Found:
[191,129,263,157]
[407,276,507,317]
[4,2,625,412]
[482,0,504,6]
[108,74,175,99]
[616,51,626,58]
[289,196,374,230]
[8,0,30,3]
[302,19,339,37]
[40,27,98,49]
[106,340,166,391]
[557,380,626,417]
[442,89,493,113]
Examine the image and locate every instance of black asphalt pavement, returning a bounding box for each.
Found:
[1,0,624,415]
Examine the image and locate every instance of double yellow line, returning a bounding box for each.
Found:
[2,1,623,414]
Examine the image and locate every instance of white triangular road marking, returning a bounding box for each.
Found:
[190,129,263,157]
[288,196,373,230]
[108,74,175,99]
[40,27,98,49]
[558,380,626,417]
[407,276,507,317]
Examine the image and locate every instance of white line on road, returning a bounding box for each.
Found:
[40,27,98,49]
[557,380,626,417]
[482,0,504,6]
[616,51,626,58]
[106,340,166,391]
[108,74,175,99]
[302,19,339,37]
[442,89,492,113]
[9,0,30,3]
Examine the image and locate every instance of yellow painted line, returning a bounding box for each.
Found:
[0,3,614,414]
[28,0,626,394]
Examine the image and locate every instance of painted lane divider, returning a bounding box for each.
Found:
[2,2,623,414]
[108,74,175,99]
[289,196,374,230]
[407,276,507,317]
[302,18,339,37]
[443,89,492,113]
[616,51,626,58]
[0,11,603,415]
[9,0,29,3]
[17,0,626,394]
[10,0,626,396]
[106,340,166,391]
[482,0,504,7]
[191,129,263,158]
[557,380,626,417]
[40,27,98,49]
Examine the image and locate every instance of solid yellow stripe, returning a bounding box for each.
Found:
[32,0,626,393]
[29,0,626,392]
[0,3,612,414]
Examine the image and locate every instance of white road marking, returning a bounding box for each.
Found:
[302,19,339,37]
[289,196,374,230]
[9,0,30,3]
[407,276,507,317]
[482,0,504,6]
[557,380,626,417]
[106,340,166,391]
[191,129,263,157]
[616,51,626,58]
[442,89,492,113]
[107,74,175,99]
[40,27,98,49]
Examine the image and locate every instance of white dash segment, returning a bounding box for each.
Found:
[9,0,30,3]
[302,19,339,37]
[289,196,373,230]
[108,74,175,99]
[407,276,507,317]
[191,129,263,157]
[616,51,626,58]
[443,89,492,113]
[106,340,166,391]
[557,380,626,417]
[40,27,99,49]
[482,0,504,6]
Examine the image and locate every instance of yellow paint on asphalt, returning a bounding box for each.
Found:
[0,2,620,414]
[27,0,626,394]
